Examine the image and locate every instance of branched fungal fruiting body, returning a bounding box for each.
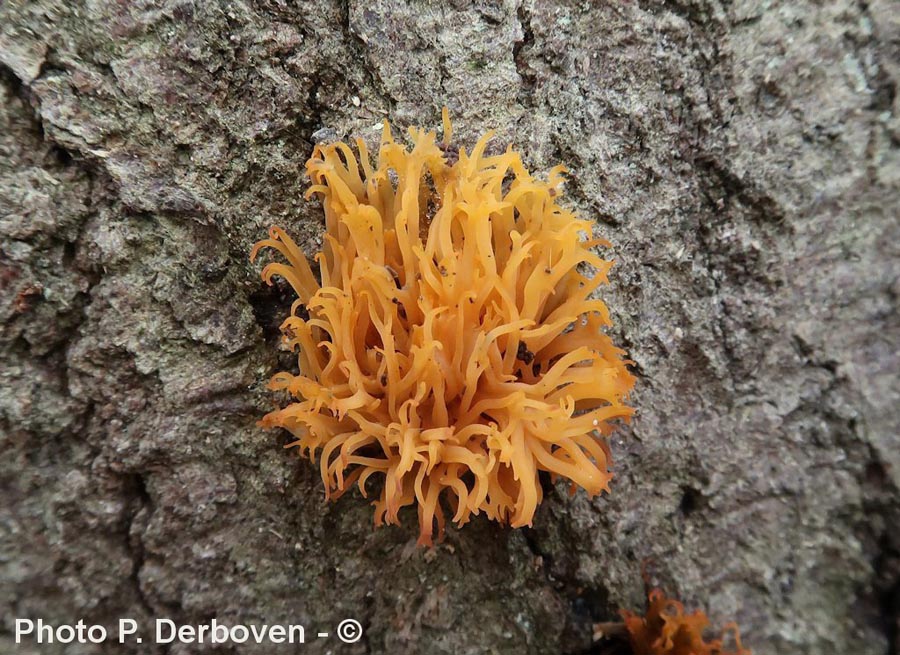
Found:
[252,111,634,545]
[621,590,751,655]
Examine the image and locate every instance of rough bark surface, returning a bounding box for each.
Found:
[1,1,898,654]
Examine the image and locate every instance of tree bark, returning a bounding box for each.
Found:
[1,1,897,654]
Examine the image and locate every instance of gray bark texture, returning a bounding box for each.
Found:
[1,1,898,654]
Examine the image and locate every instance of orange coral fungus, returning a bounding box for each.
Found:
[621,590,751,655]
[251,110,634,545]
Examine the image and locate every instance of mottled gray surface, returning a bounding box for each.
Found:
[1,1,898,654]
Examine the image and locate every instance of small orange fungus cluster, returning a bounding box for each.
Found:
[621,590,751,655]
[252,110,634,544]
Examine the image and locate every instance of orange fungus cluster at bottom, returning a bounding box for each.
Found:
[621,590,751,655]
[251,111,635,545]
